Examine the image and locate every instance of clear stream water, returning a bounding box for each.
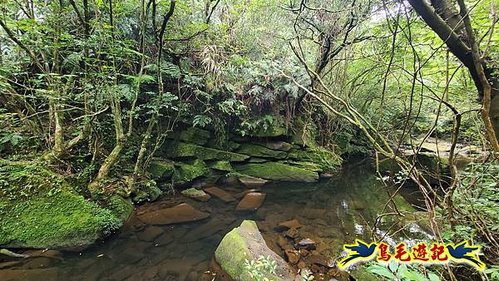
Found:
[0,162,430,281]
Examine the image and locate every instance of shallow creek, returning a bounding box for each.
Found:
[0,163,430,281]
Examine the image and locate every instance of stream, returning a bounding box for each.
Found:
[0,162,430,281]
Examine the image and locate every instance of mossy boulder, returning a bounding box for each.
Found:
[173,127,211,145]
[237,144,287,159]
[148,160,175,180]
[250,125,287,137]
[172,159,210,184]
[288,147,342,172]
[235,162,319,182]
[132,179,162,204]
[163,141,249,162]
[210,160,233,172]
[215,220,295,280]
[105,195,134,222]
[0,160,123,249]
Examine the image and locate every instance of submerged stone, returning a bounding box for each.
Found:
[214,220,295,281]
[238,175,268,188]
[296,238,316,250]
[276,219,302,231]
[204,187,236,203]
[236,162,319,182]
[137,226,164,242]
[181,188,211,202]
[285,249,300,265]
[235,192,266,212]
[137,203,210,225]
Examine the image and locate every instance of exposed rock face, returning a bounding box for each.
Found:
[181,188,211,202]
[235,192,266,212]
[236,162,319,182]
[237,144,287,159]
[173,159,210,185]
[148,160,175,180]
[137,203,209,225]
[163,141,250,162]
[204,187,236,203]
[215,220,295,281]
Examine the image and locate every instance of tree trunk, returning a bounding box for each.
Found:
[407,0,499,148]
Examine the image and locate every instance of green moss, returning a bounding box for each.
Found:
[215,225,250,279]
[288,147,342,172]
[132,179,162,204]
[181,187,207,198]
[0,160,123,249]
[173,159,210,184]
[237,144,287,159]
[163,141,249,162]
[105,195,134,222]
[210,160,233,172]
[0,190,121,249]
[174,127,211,145]
[251,125,287,137]
[148,160,175,180]
[235,162,319,182]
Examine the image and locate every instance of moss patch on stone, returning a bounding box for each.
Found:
[173,127,211,145]
[173,159,210,184]
[235,162,319,182]
[288,147,342,172]
[210,160,233,172]
[0,160,122,249]
[237,144,287,159]
[163,141,249,162]
[148,160,175,180]
[215,223,251,279]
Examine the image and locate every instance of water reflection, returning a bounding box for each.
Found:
[0,164,429,281]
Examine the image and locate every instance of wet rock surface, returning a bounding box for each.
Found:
[215,220,296,280]
[235,192,266,212]
[238,175,268,188]
[137,203,210,225]
[276,219,302,231]
[0,165,424,281]
[181,188,211,202]
[204,186,236,202]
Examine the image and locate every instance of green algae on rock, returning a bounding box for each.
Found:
[235,162,319,182]
[148,160,175,180]
[0,160,126,249]
[215,220,295,281]
[172,159,210,184]
[163,141,249,162]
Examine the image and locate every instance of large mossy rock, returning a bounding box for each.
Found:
[237,144,287,159]
[171,127,211,145]
[148,160,175,180]
[163,141,249,162]
[215,220,295,281]
[235,162,319,182]
[0,160,126,249]
[288,147,342,172]
[172,159,210,184]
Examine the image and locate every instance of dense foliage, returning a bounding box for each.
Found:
[1,0,498,280]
